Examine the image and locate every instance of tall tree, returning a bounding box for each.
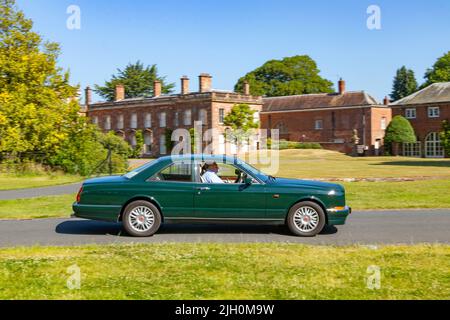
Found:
[0,0,78,158]
[441,120,450,157]
[390,66,418,101]
[423,51,450,87]
[94,61,175,101]
[234,55,334,97]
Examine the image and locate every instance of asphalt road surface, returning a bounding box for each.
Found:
[0,183,82,200]
[0,209,449,247]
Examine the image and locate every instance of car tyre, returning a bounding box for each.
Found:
[287,201,326,237]
[122,200,162,237]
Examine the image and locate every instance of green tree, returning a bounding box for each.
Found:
[390,66,418,101]
[223,104,259,151]
[130,130,144,158]
[94,61,175,101]
[384,116,417,156]
[234,55,334,97]
[423,51,450,87]
[441,120,450,157]
[0,0,77,160]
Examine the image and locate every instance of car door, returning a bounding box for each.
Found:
[193,162,267,219]
[145,160,196,218]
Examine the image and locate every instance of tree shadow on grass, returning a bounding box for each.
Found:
[55,219,337,237]
[372,160,450,168]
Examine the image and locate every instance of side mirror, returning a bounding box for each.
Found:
[244,177,253,185]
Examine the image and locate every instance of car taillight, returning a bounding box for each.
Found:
[76,186,83,203]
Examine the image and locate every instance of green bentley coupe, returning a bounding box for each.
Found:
[73,155,351,237]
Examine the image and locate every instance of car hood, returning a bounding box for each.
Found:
[269,177,342,191]
[83,175,128,185]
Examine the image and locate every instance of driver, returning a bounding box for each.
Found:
[201,161,224,184]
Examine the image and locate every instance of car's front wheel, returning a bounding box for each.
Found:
[287,201,326,237]
[122,200,162,237]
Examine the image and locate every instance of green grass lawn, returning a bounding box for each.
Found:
[0,194,75,220]
[0,174,82,191]
[249,149,450,179]
[0,243,448,300]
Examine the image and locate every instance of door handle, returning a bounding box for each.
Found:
[196,187,211,191]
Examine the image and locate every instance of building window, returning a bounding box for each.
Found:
[104,116,111,130]
[184,109,192,126]
[381,117,387,130]
[130,133,137,147]
[425,132,444,158]
[145,113,152,128]
[199,109,207,125]
[130,113,138,129]
[253,111,260,125]
[159,112,166,128]
[428,107,440,118]
[92,116,98,125]
[160,135,167,154]
[405,108,416,119]
[117,115,124,129]
[219,109,225,124]
[403,142,421,157]
[315,119,323,130]
[144,131,153,154]
[275,122,288,135]
[174,112,179,127]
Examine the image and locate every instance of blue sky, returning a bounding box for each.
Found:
[16,0,450,102]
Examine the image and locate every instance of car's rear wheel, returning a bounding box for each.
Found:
[287,201,326,237]
[122,201,161,237]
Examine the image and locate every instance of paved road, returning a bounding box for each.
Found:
[0,183,82,200]
[0,209,449,247]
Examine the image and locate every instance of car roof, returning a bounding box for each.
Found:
[157,154,242,164]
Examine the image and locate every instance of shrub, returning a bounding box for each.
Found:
[267,139,322,150]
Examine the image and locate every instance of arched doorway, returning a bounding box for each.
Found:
[425,132,444,158]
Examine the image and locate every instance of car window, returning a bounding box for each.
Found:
[149,162,193,183]
[200,162,258,184]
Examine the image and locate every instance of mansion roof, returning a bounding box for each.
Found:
[262,91,382,113]
[392,82,450,106]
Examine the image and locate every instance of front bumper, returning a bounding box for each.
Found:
[326,206,351,225]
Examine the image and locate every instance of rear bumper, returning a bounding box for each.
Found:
[72,202,122,222]
[327,206,351,225]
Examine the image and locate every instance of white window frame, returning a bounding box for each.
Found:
[381,117,387,130]
[104,116,111,130]
[219,109,225,124]
[315,119,323,130]
[130,113,138,129]
[199,109,208,125]
[425,132,444,158]
[405,108,416,119]
[145,113,152,128]
[184,109,192,126]
[117,114,124,130]
[174,112,179,127]
[428,106,440,118]
[159,112,166,128]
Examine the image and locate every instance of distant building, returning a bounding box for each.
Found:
[260,79,392,155]
[85,74,263,157]
[391,82,450,158]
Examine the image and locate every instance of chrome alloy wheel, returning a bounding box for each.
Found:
[293,206,320,232]
[128,206,155,232]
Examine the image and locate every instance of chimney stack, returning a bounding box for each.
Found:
[153,80,162,97]
[85,86,92,110]
[181,76,190,95]
[383,96,390,105]
[243,81,250,95]
[338,78,346,95]
[115,84,125,101]
[199,73,212,93]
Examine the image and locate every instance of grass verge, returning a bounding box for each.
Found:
[0,174,82,191]
[0,194,75,220]
[0,243,448,300]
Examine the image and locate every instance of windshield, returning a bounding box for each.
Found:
[123,161,155,179]
[237,161,269,182]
